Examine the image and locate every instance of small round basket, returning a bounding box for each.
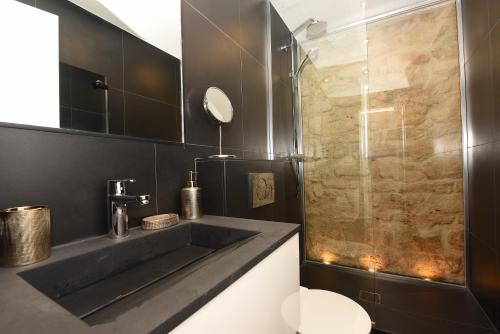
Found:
[141,213,179,231]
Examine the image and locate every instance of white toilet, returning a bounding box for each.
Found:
[298,287,372,334]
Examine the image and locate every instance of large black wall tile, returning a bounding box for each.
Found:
[108,88,125,136]
[495,143,500,253]
[273,80,294,155]
[36,0,124,89]
[196,161,225,216]
[461,0,490,62]
[71,109,106,132]
[184,0,240,43]
[489,0,500,28]
[60,107,71,129]
[124,92,180,141]
[155,143,217,215]
[468,144,495,247]
[123,33,181,107]
[375,275,492,328]
[71,67,106,114]
[0,127,156,245]
[465,38,494,147]
[374,304,497,334]
[239,0,267,65]
[59,63,72,108]
[492,24,500,140]
[242,51,268,153]
[270,5,293,84]
[182,1,244,148]
[470,235,498,323]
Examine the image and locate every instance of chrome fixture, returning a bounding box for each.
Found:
[203,87,237,159]
[107,179,150,239]
[292,18,319,35]
[291,48,319,78]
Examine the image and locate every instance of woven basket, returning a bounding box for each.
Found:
[141,213,179,231]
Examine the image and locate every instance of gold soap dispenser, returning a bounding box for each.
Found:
[181,171,203,219]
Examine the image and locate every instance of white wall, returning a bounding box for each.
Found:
[68,0,182,59]
[0,1,59,128]
[171,234,301,334]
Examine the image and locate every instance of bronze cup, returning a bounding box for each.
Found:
[0,206,51,267]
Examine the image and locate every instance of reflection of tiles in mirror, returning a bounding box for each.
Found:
[59,63,108,133]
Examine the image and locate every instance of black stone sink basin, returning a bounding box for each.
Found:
[19,223,259,321]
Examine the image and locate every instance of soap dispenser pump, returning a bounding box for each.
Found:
[181,171,203,219]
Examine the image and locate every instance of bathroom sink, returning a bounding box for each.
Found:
[18,223,259,321]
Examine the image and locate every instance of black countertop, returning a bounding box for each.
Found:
[0,216,299,334]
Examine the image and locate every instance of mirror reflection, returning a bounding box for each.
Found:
[2,0,183,142]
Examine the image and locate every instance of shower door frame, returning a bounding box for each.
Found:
[293,0,470,287]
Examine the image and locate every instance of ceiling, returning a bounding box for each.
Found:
[270,0,446,41]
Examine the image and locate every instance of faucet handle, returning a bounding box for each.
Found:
[108,179,136,195]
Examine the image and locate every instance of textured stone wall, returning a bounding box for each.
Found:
[302,2,464,284]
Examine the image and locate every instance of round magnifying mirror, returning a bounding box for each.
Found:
[203,87,236,159]
[203,87,233,124]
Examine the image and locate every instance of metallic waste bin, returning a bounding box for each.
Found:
[0,206,51,267]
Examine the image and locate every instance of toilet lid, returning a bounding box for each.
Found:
[299,287,371,334]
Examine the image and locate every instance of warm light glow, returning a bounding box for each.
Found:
[360,255,384,271]
[321,251,337,265]
[360,2,366,9]
[414,261,441,281]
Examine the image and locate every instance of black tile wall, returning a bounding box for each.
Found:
[463,1,500,331]
[465,36,494,147]
[123,33,180,106]
[0,127,157,245]
[184,0,241,43]
[469,143,495,247]
[489,0,500,28]
[239,0,268,64]
[182,0,244,149]
[123,92,180,141]
[471,235,499,323]
[270,5,294,156]
[4,0,294,248]
[242,51,268,152]
[462,0,490,62]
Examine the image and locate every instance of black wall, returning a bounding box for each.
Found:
[1,0,299,246]
[270,4,295,155]
[462,0,500,330]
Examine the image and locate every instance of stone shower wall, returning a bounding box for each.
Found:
[302,2,464,284]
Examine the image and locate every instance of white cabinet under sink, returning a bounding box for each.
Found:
[170,234,300,334]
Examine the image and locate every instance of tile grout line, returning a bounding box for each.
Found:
[183,0,265,67]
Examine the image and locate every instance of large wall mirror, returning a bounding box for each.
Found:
[0,0,183,142]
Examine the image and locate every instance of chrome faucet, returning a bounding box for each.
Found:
[107,179,150,239]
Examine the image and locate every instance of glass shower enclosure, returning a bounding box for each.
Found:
[287,0,465,285]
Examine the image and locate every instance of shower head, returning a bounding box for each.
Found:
[292,18,319,35]
[306,20,327,39]
[292,18,328,39]
[292,48,319,78]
